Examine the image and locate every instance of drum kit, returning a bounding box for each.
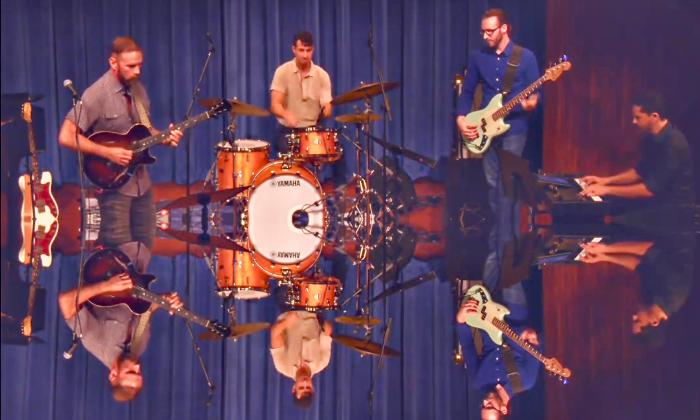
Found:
[158,82,411,355]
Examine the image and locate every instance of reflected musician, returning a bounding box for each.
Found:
[57,242,183,402]
[270,310,333,408]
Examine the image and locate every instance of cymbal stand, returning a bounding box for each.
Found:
[183,320,215,405]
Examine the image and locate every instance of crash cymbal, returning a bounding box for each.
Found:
[199,98,270,117]
[160,229,248,252]
[199,322,270,341]
[335,112,382,124]
[160,186,249,210]
[335,315,381,327]
[331,82,400,105]
[334,334,400,357]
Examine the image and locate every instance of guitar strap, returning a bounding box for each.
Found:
[470,44,523,111]
[126,310,152,357]
[501,344,524,395]
[501,44,523,98]
[130,87,153,129]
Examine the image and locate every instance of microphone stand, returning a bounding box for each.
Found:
[182,33,216,403]
[184,34,216,226]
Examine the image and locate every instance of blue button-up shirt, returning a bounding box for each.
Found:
[456,302,541,396]
[457,42,540,136]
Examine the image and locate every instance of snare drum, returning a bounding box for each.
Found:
[286,276,342,311]
[216,140,270,191]
[216,245,270,299]
[246,160,327,278]
[286,127,342,163]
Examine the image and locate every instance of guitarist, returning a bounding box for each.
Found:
[456,295,541,419]
[57,36,183,244]
[455,9,540,210]
[57,242,183,402]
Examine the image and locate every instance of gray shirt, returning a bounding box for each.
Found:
[66,242,152,367]
[65,70,152,197]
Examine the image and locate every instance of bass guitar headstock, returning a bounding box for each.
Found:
[544,357,572,384]
[543,55,572,82]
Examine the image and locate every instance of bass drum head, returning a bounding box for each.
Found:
[247,161,326,277]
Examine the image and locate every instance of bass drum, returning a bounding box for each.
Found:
[246,160,327,278]
[215,243,270,300]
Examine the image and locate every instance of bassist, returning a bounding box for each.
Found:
[455,9,540,209]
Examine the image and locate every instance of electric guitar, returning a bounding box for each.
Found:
[460,57,572,154]
[464,285,572,382]
[18,101,60,268]
[83,248,229,336]
[84,100,231,190]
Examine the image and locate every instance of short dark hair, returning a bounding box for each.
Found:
[292,391,313,409]
[482,8,510,32]
[633,90,667,118]
[293,31,314,47]
[111,36,142,56]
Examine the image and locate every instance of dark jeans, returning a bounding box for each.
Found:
[97,189,155,248]
[483,133,527,212]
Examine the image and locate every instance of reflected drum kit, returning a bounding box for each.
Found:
[187,81,401,319]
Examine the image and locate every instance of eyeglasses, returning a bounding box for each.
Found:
[480,27,501,36]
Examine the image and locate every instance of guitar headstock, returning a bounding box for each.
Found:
[543,55,572,82]
[209,321,231,337]
[21,316,32,337]
[207,100,232,118]
[21,102,32,123]
[544,357,572,383]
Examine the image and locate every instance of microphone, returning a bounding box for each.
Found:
[63,334,81,360]
[63,79,80,100]
[205,32,215,53]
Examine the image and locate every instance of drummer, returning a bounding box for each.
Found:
[270,310,333,408]
[270,31,333,150]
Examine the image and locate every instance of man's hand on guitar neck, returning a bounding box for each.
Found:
[519,328,539,346]
[159,123,184,148]
[456,116,478,140]
[148,292,184,315]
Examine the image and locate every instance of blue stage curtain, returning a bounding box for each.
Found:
[1,0,545,419]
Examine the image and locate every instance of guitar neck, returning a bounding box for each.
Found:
[132,286,211,328]
[492,75,547,121]
[131,110,214,153]
[491,318,546,363]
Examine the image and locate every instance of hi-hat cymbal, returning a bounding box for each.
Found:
[160,186,249,210]
[334,334,400,357]
[199,322,270,341]
[331,82,400,105]
[335,315,381,327]
[335,113,382,124]
[199,98,270,117]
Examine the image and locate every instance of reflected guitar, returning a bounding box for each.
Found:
[84,101,230,190]
[464,285,572,382]
[460,56,572,154]
[84,248,229,336]
[18,102,59,268]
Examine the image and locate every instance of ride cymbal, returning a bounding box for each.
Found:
[331,82,400,105]
[335,113,382,124]
[199,98,270,117]
[335,315,381,327]
[334,334,400,357]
